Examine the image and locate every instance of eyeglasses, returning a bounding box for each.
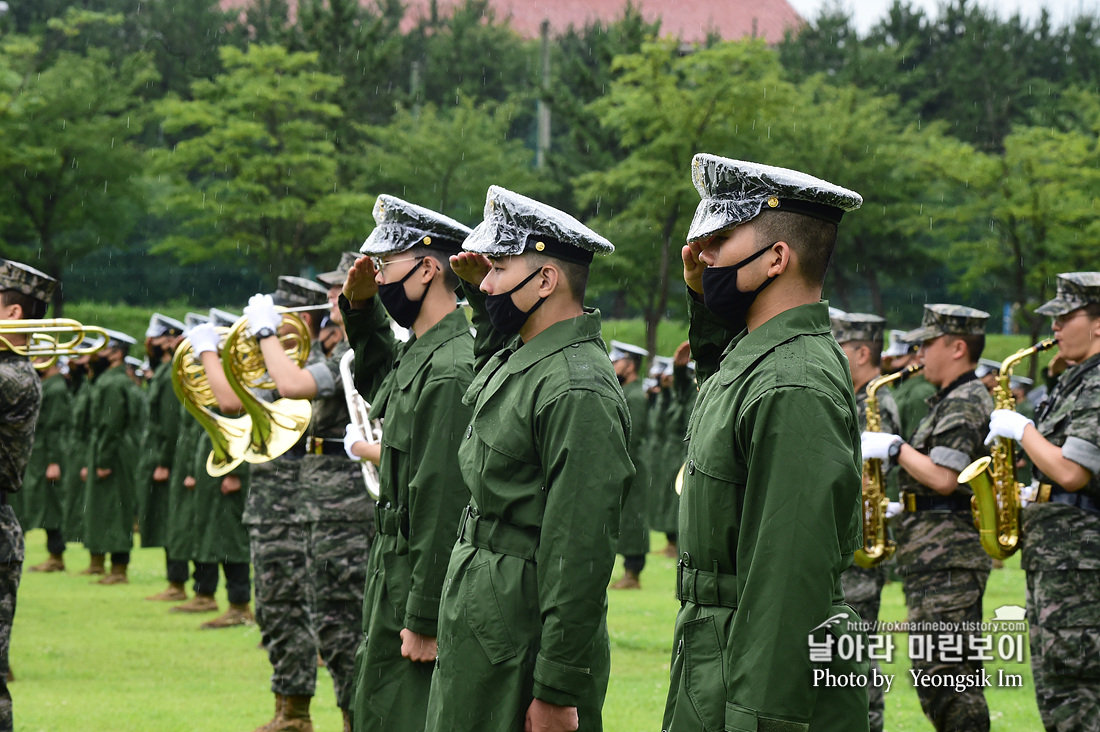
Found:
[370,256,424,276]
[1053,309,1089,327]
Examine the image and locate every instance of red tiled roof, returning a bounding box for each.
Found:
[221,0,804,44]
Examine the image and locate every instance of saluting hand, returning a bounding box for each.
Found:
[342,256,379,304]
[682,241,707,294]
[449,251,492,286]
[673,340,691,368]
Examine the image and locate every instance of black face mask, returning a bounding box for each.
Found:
[701,243,778,325]
[91,357,111,378]
[148,345,165,364]
[376,258,427,329]
[485,267,547,336]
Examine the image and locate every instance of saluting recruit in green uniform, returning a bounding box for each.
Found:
[831,310,900,732]
[862,304,994,732]
[984,273,1100,732]
[665,154,869,732]
[340,194,475,732]
[425,186,634,732]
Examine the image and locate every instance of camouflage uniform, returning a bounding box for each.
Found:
[894,304,994,732]
[1021,273,1100,732]
[0,258,55,732]
[832,311,900,732]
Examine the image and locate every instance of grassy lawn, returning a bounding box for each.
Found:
[13,530,1041,731]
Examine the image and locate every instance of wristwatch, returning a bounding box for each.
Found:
[888,440,903,460]
[255,326,277,341]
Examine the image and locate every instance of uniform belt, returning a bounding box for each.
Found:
[288,436,345,457]
[457,505,539,561]
[375,504,403,536]
[677,563,738,608]
[901,491,971,512]
[1049,485,1100,515]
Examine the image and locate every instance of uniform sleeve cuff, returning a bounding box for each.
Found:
[1063,436,1100,476]
[532,654,590,707]
[929,445,970,472]
[404,591,440,635]
[403,612,438,637]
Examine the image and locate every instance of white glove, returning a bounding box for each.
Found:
[885,501,904,519]
[861,431,903,461]
[244,294,281,336]
[985,408,1034,445]
[188,323,221,355]
[343,423,367,461]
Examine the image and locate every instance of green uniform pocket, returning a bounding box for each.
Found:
[463,560,517,665]
[683,615,727,732]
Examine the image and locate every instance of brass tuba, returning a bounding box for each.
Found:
[220,311,313,463]
[959,338,1056,560]
[854,363,923,568]
[170,330,253,477]
[339,349,382,500]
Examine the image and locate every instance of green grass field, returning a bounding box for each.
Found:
[13,530,1041,732]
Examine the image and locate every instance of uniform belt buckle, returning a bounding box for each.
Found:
[902,492,917,513]
[306,437,324,455]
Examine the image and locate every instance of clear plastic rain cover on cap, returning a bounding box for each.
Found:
[463,185,614,257]
[686,154,863,243]
[360,194,472,255]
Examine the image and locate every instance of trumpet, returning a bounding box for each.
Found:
[220,311,313,463]
[0,318,109,369]
[339,349,382,500]
[170,330,253,477]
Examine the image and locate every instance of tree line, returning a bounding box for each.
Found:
[0,0,1098,355]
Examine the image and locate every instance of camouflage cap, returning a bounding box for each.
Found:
[609,340,648,363]
[464,186,613,265]
[361,195,473,257]
[272,276,329,310]
[830,311,886,345]
[903,304,990,343]
[882,328,916,358]
[145,313,186,338]
[0,258,57,304]
[315,251,361,288]
[1035,272,1100,317]
[687,154,863,243]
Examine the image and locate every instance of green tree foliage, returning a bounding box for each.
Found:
[0,40,157,314]
[354,95,550,226]
[925,118,1100,343]
[151,45,374,283]
[575,40,787,357]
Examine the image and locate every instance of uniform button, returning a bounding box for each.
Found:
[687,460,695,475]
[465,426,472,439]
[681,552,691,566]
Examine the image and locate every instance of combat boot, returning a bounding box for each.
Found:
[97,562,129,585]
[201,603,255,629]
[78,554,106,575]
[611,570,641,590]
[277,695,313,732]
[170,593,218,613]
[342,708,352,732]
[250,694,284,732]
[28,554,65,572]
[146,582,187,602]
[662,541,678,559]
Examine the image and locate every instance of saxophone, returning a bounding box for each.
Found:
[854,363,923,568]
[959,338,1055,560]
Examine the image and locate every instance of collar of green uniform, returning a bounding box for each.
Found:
[395,307,471,389]
[504,308,604,374]
[717,300,832,385]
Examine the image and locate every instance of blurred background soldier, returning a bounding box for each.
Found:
[22,355,72,572]
[863,304,994,732]
[976,358,1002,394]
[645,342,694,559]
[0,258,57,731]
[882,329,936,441]
[609,340,650,590]
[80,330,140,585]
[832,310,899,732]
[61,340,101,571]
[139,314,187,600]
[340,194,474,732]
[429,186,633,732]
[984,272,1100,732]
[242,273,375,731]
